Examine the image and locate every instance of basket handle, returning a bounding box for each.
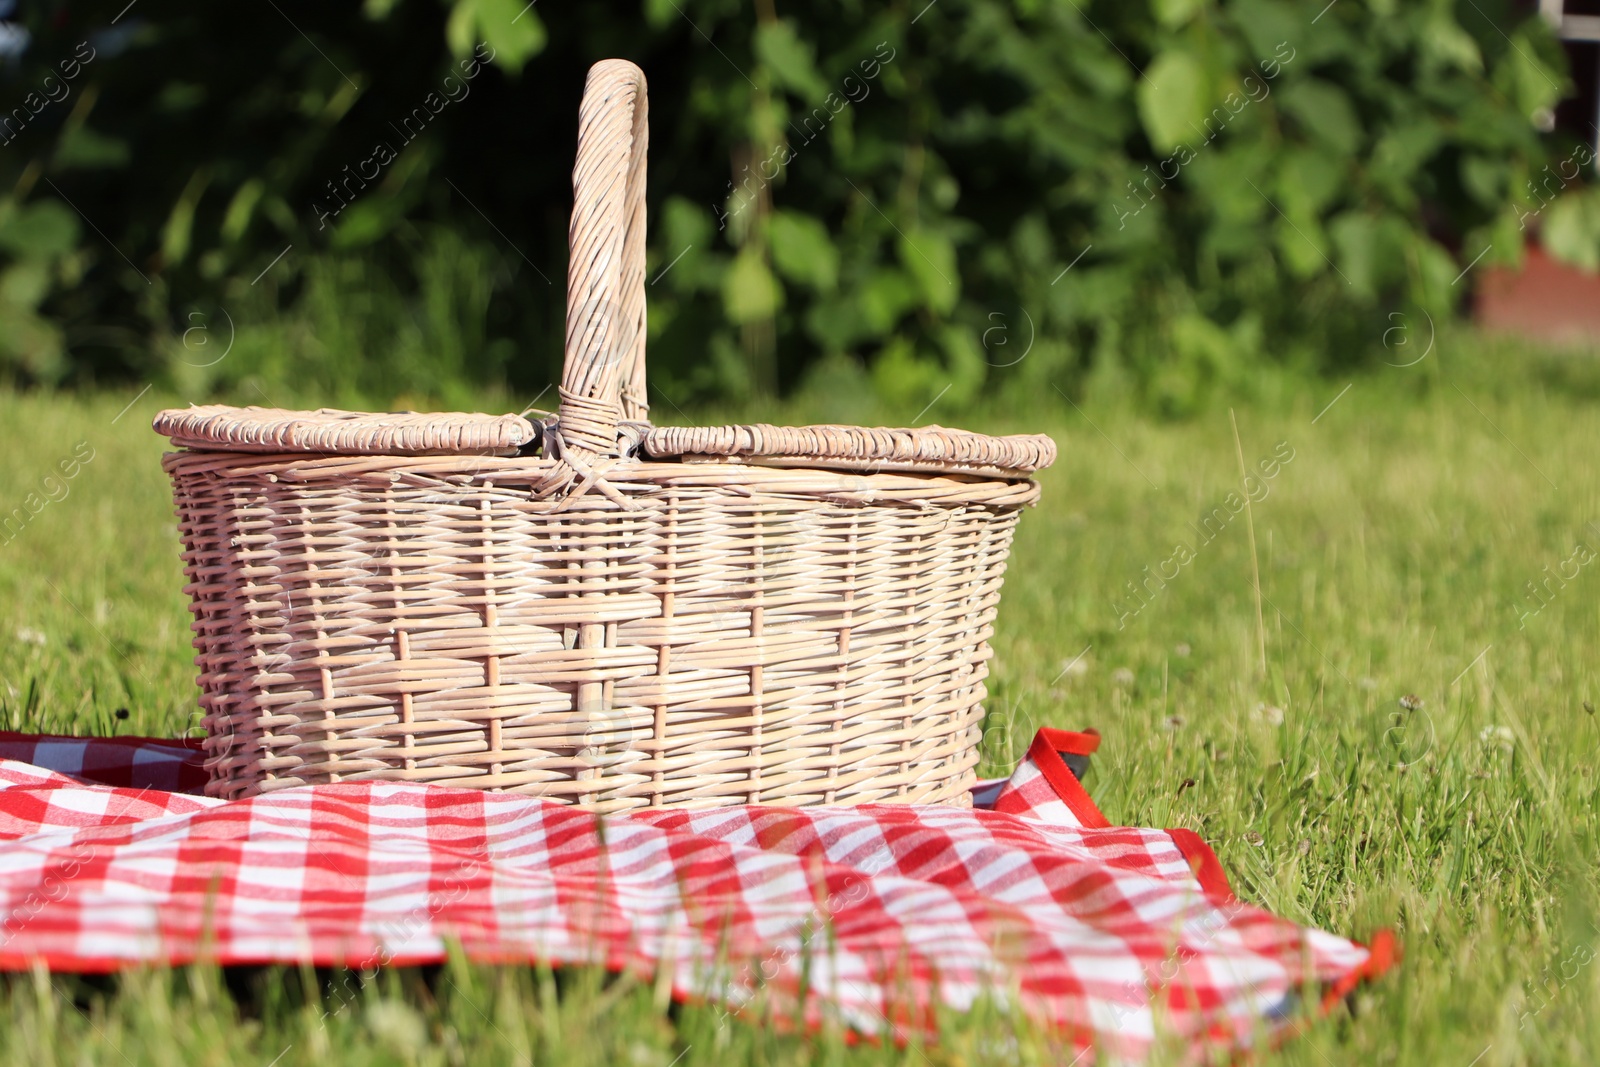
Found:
[558,59,650,459]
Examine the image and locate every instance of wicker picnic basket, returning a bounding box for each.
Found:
[153,60,1055,810]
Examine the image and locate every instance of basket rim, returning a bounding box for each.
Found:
[154,405,1057,477]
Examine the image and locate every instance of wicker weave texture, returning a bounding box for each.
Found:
[168,451,1032,808]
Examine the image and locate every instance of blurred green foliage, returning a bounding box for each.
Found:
[0,0,1584,414]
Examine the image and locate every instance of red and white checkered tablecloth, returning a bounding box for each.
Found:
[0,725,1391,1062]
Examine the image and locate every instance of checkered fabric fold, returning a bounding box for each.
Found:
[0,725,1389,1062]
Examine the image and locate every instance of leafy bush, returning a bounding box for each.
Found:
[0,0,1579,414]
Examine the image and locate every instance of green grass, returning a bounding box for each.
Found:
[0,332,1598,1064]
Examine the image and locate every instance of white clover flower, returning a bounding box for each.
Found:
[1251,703,1284,726]
[1478,724,1515,753]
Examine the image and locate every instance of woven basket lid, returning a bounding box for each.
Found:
[640,422,1055,478]
[154,405,1055,478]
[153,62,1055,482]
[153,405,537,457]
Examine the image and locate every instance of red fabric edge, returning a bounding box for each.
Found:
[1025,728,1109,829]
[1033,726,1100,756]
[1157,827,1398,1022]
[0,931,1398,1056]
[1165,827,1235,905]
[1262,929,1398,1052]
[1320,928,1398,1011]
[0,730,202,751]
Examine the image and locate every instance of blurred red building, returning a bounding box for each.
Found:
[1477,2,1600,341]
